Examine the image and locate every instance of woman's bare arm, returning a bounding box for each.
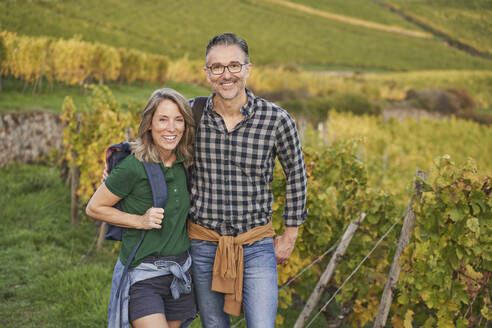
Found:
[86,183,164,230]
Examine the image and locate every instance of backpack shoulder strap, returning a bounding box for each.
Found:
[184,166,191,192]
[142,162,168,208]
[188,96,207,190]
[191,96,208,128]
[115,161,168,299]
[115,229,145,299]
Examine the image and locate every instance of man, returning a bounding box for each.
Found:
[187,33,307,328]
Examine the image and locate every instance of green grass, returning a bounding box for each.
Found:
[389,0,492,54]
[0,79,210,113]
[1,0,492,70]
[288,0,419,30]
[299,63,393,73]
[0,164,112,327]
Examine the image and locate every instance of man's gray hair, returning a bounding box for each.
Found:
[205,33,250,64]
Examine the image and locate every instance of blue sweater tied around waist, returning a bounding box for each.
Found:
[107,254,192,328]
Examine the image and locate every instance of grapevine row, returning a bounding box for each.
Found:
[63,86,491,327]
[0,31,169,91]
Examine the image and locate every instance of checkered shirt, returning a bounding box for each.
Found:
[188,88,307,236]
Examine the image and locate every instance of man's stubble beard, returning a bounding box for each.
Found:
[213,78,246,101]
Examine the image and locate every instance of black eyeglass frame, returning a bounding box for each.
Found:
[206,62,248,75]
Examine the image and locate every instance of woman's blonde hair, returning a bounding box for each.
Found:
[132,88,195,167]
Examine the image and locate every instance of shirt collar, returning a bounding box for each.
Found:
[174,152,185,164]
[160,152,184,167]
[206,88,257,118]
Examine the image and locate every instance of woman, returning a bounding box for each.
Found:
[86,88,196,328]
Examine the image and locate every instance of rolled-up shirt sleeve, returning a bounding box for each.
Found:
[275,112,308,227]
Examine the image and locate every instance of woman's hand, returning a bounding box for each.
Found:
[139,207,165,230]
[86,184,163,230]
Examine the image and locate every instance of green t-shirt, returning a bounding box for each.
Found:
[105,154,190,268]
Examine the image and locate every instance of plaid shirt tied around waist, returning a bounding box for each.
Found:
[189,89,307,236]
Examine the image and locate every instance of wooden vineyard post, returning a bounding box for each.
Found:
[294,213,367,328]
[97,222,107,250]
[373,171,426,328]
[70,152,80,226]
[70,114,81,226]
[124,126,133,141]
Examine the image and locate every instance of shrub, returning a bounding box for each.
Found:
[446,88,475,111]
[405,88,476,115]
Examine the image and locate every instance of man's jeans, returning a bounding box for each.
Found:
[191,237,278,328]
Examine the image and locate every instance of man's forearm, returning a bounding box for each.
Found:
[283,226,299,241]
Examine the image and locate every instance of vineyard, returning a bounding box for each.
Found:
[2,30,492,121]
[1,1,491,327]
[2,0,492,70]
[1,38,491,328]
[0,31,169,93]
[52,86,492,327]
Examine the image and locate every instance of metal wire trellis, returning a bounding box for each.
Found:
[226,196,413,328]
[304,210,408,328]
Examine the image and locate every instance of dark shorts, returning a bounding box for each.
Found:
[128,252,197,323]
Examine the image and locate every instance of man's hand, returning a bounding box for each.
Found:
[101,162,109,184]
[139,207,165,230]
[274,226,299,265]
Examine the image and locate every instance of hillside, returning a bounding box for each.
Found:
[286,0,422,30]
[1,0,491,71]
[387,0,492,55]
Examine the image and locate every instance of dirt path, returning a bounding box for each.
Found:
[265,0,432,39]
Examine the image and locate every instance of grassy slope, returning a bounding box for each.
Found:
[0,164,111,327]
[288,0,419,30]
[0,80,210,113]
[1,0,491,70]
[388,0,492,54]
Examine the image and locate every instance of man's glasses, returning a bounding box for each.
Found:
[206,62,247,75]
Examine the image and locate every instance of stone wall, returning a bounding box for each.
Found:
[0,112,64,166]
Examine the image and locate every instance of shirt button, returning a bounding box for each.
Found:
[174,189,177,192]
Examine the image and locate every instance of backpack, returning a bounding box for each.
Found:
[104,142,168,241]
